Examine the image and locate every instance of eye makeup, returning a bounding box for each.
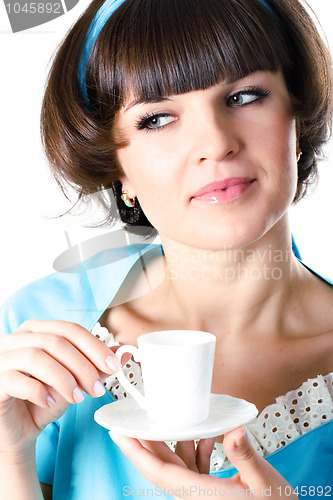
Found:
[134,83,272,133]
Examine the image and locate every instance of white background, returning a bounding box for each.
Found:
[0,0,332,305]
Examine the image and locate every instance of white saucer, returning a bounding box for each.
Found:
[94,394,258,441]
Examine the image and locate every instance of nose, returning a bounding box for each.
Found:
[191,110,241,165]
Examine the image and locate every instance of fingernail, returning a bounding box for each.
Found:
[235,428,247,448]
[46,395,57,408]
[73,386,85,404]
[106,355,121,373]
[93,380,106,397]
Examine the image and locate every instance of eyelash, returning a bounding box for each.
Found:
[135,113,174,132]
[226,86,271,107]
[135,86,271,132]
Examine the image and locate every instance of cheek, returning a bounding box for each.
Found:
[117,145,176,205]
[116,144,148,184]
[270,122,299,216]
[251,114,298,213]
[263,115,298,175]
[279,120,298,183]
[119,133,180,179]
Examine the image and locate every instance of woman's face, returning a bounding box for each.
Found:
[115,71,298,250]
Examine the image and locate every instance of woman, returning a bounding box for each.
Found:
[0,0,332,498]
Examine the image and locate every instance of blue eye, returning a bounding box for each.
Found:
[137,113,175,131]
[227,87,271,107]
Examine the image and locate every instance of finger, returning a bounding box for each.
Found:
[138,440,186,467]
[0,348,87,404]
[9,332,130,385]
[223,427,289,490]
[110,346,132,367]
[174,441,198,471]
[196,437,216,474]
[1,336,106,400]
[13,320,122,374]
[110,433,224,497]
[0,370,54,408]
[28,385,71,426]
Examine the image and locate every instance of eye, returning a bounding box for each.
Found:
[226,87,271,107]
[136,113,176,131]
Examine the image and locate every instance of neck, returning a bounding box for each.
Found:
[159,218,304,337]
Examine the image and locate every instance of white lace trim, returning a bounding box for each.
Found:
[91,323,333,472]
[211,372,333,471]
[91,323,144,400]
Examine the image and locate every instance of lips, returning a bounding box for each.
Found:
[191,177,256,203]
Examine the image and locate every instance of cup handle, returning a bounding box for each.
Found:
[114,345,146,409]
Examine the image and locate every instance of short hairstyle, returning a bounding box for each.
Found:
[41,0,333,228]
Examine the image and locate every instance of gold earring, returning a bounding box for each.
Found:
[121,190,136,208]
[296,147,302,163]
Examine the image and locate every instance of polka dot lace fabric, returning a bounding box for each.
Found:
[211,372,333,471]
[91,323,333,472]
[91,323,143,400]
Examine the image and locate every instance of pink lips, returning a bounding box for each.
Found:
[191,177,256,204]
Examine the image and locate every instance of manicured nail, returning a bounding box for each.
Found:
[46,395,57,408]
[106,355,121,373]
[235,427,247,448]
[93,380,106,397]
[73,386,85,404]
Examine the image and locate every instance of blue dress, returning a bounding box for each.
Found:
[0,241,332,499]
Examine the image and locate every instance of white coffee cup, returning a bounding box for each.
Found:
[115,330,216,428]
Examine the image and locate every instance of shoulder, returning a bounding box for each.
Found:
[298,260,333,326]
[319,330,333,376]
[285,260,333,375]
[0,243,163,336]
[303,263,333,373]
[0,269,97,335]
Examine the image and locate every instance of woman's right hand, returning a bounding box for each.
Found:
[0,319,122,458]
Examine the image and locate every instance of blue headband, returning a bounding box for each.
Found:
[78,0,278,107]
[256,0,277,19]
[78,0,126,106]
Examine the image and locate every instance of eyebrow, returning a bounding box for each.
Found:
[124,97,172,112]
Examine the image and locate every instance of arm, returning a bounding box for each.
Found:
[0,447,43,500]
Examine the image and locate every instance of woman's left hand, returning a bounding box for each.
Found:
[110,427,297,499]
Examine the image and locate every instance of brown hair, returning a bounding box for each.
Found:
[41,0,333,228]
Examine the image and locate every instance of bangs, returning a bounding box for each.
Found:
[89,0,290,109]
[42,0,333,221]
